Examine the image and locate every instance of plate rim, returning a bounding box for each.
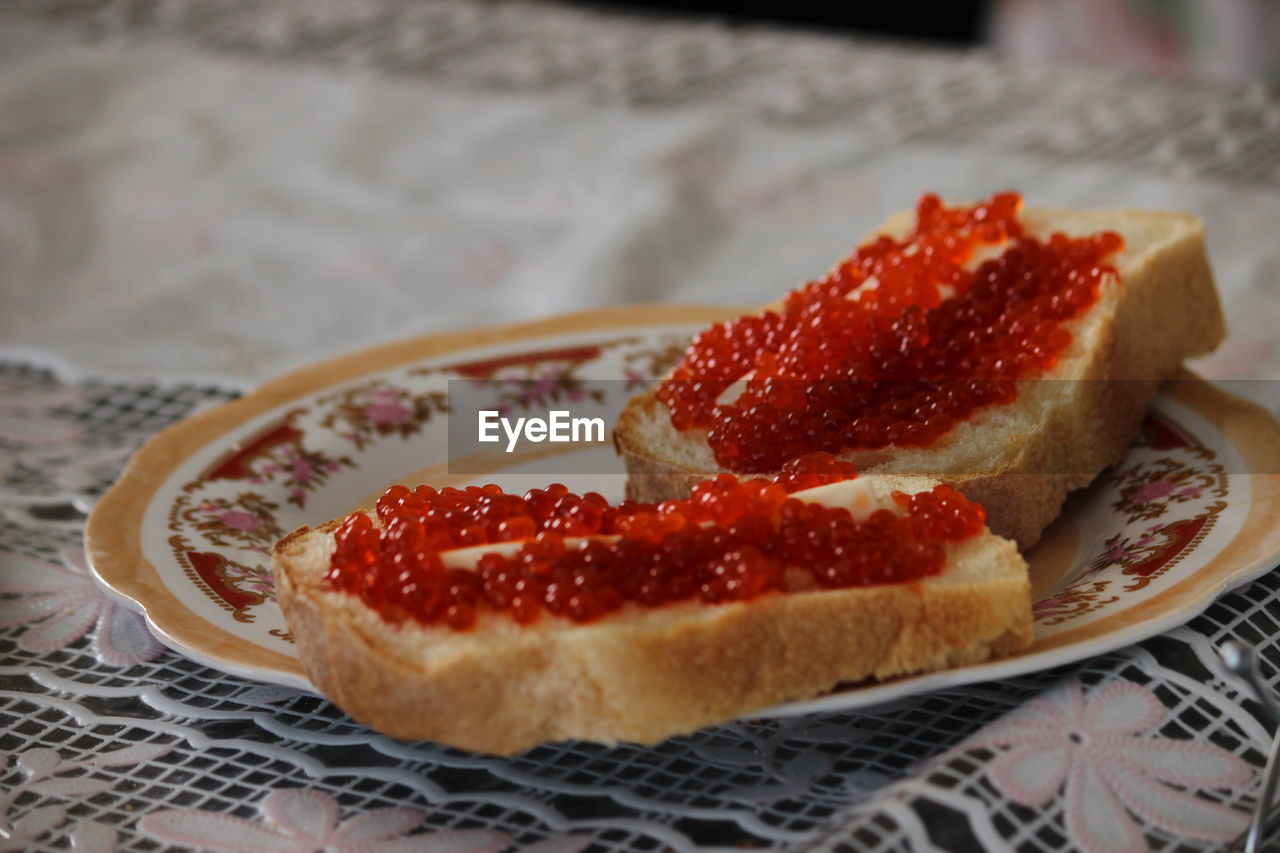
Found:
[85,310,1280,717]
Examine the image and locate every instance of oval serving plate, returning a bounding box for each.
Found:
[87,305,1280,718]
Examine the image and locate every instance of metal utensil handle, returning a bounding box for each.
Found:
[1247,728,1280,853]
[1218,640,1280,853]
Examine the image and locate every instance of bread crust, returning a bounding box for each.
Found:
[614,208,1226,550]
[273,519,1030,754]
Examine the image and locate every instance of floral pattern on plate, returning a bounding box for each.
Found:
[149,328,683,634]
[1034,412,1229,625]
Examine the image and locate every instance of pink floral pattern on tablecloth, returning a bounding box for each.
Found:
[0,547,162,666]
[0,379,96,499]
[0,744,172,851]
[140,788,589,853]
[967,678,1251,852]
[0,381,84,447]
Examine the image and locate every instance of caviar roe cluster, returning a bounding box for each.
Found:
[656,192,1125,471]
[326,453,986,631]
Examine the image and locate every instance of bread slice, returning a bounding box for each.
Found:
[615,205,1225,550]
[272,478,1030,754]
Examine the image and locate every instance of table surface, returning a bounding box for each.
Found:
[3,1,1280,850]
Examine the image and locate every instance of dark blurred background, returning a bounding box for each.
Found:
[577,0,1280,81]
[575,1,989,45]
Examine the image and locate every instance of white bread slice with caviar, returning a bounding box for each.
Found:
[614,206,1225,551]
[272,478,1030,755]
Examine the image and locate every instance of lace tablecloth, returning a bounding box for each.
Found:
[4,2,1280,850]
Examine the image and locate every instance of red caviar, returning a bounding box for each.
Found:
[327,453,986,630]
[656,192,1124,472]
